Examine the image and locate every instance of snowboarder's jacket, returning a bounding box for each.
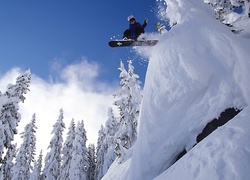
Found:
[129,21,147,39]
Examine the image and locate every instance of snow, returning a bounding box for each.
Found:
[154,107,250,180]
[103,0,250,179]
[103,148,132,180]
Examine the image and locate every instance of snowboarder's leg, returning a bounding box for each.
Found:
[123,29,131,39]
[135,27,145,40]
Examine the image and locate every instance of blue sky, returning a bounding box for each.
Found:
[0,0,160,84]
[0,0,163,149]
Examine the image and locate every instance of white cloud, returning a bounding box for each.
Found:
[0,59,119,156]
[61,59,99,83]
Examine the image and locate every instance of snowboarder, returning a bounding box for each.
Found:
[123,15,148,41]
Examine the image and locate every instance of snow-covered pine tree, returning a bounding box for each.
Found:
[126,60,142,141]
[105,108,118,144]
[205,0,250,25]
[0,120,5,161]
[43,109,65,180]
[155,22,166,34]
[0,70,31,160]
[87,143,96,180]
[30,150,43,180]
[113,61,129,159]
[103,107,118,174]
[95,125,106,180]
[59,119,76,180]
[2,143,16,180]
[12,113,37,180]
[69,120,88,180]
[6,69,31,103]
[206,0,232,21]
[113,60,142,160]
[0,99,20,153]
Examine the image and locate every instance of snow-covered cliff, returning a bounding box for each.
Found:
[103,0,250,179]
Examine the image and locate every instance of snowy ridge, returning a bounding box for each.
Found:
[103,0,250,180]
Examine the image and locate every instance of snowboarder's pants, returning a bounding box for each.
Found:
[123,27,145,40]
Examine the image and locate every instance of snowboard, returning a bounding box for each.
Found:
[108,39,158,47]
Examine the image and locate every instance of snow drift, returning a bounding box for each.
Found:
[103,0,250,179]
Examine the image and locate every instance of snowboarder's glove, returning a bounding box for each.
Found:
[144,18,148,23]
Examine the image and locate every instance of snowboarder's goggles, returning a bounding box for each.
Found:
[129,18,135,22]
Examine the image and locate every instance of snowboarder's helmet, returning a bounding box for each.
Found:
[128,15,135,22]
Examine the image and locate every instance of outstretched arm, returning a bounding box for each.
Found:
[142,18,148,29]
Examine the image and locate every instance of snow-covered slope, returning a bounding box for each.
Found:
[154,107,250,180]
[103,0,250,179]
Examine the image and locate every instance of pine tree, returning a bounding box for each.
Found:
[43,109,65,180]
[126,60,142,142]
[207,0,232,21]
[87,144,96,180]
[105,108,118,143]
[6,69,31,102]
[69,120,88,180]
[2,144,17,180]
[155,22,166,34]
[12,113,37,180]
[59,119,76,180]
[0,100,20,152]
[205,0,250,24]
[0,70,31,160]
[113,60,142,160]
[0,120,5,161]
[95,125,106,180]
[30,150,43,180]
[103,108,118,174]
